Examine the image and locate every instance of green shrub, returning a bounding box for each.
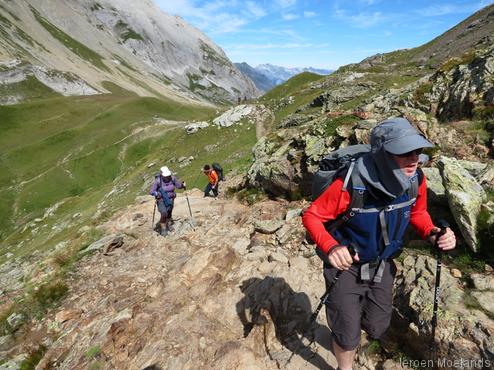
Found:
[19,345,46,370]
[365,339,382,355]
[413,82,433,106]
[236,187,266,205]
[115,20,144,42]
[439,50,476,73]
[477,204,494,265]
[85,345,101,360]
[323,114,360,136]
[29,281,69,319]
[473,105,494,121]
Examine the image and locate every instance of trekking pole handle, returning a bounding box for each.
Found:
[433,219,450,251]
[310,246,356,322]
[347,245,357,257]
[436,219,449,235]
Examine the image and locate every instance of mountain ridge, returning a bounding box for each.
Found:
[0,0,260,105]
[235,61,332,92]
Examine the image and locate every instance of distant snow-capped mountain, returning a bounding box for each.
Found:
[235,62,332,92]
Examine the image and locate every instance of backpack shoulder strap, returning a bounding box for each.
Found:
[325,162,366,233]
[348,163,366,210]
[407,168,423,201]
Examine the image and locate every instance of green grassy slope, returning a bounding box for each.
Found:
[259,72,327,127]
[0,93,209,241]
[0,91,257,261]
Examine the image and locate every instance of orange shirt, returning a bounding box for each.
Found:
[207,170,219,185]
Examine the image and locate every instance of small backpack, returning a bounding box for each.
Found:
[212,162,225,181]
[157,174,173,208]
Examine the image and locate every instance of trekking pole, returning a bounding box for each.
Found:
[184,192,195,231]
[430,220,449,359]
[151,200,157,229]
[185,193,193,218]
[285,246,355,366]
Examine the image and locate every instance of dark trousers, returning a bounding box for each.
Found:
[324,261,396,351]
[204,183,218,197]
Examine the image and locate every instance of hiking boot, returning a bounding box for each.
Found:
[160,228,168,237]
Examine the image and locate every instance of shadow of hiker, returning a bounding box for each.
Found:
[236,276,336,369]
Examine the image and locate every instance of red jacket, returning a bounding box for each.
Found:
[302,176,435,255]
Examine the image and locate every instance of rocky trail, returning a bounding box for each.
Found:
[29,187,339,370]
[5,181,493,370]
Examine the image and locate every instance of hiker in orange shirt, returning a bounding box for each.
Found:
[203,164,219,198]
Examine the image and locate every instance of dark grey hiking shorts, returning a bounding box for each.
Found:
[324,261,397,351]
[156,199,173,218]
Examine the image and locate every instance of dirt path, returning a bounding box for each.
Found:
[254,105,275,139]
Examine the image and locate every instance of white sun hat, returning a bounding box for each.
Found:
[160,166,171,176]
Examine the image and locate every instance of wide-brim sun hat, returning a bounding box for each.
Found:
[160,166,171,176]
[370,117,433,155]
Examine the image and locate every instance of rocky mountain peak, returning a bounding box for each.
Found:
[0,0,260,105]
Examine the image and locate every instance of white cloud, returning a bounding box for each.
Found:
[245,1,267,18]
[335,9,386,28]
[275,0,297,8]
[418,2,487,17]
[282,13,299,20]
[359,0,380,5]
[156,0,249,34]
[155,0,197,16]
[226,42,329,51]
[304,11,316,18]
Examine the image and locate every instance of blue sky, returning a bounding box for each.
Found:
[155,0,494,69]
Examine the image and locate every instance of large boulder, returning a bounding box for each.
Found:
[247,119,373,197]
[213,105,253,127]
[438,156,486,252]
[422,167,447,206]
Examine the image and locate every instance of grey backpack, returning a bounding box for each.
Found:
[311,144,371,200]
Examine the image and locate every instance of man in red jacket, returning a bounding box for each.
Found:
[303,117,456,370]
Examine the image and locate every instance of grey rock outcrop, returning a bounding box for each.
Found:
[392,254,494,367]
[247,118,367,197]
[184,122,209,134]
[212,105,253,127]
[438,156,486,252]
[431,46,494,121]
[422,167,447,206]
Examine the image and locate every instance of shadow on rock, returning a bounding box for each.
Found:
[237,276,335,369]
